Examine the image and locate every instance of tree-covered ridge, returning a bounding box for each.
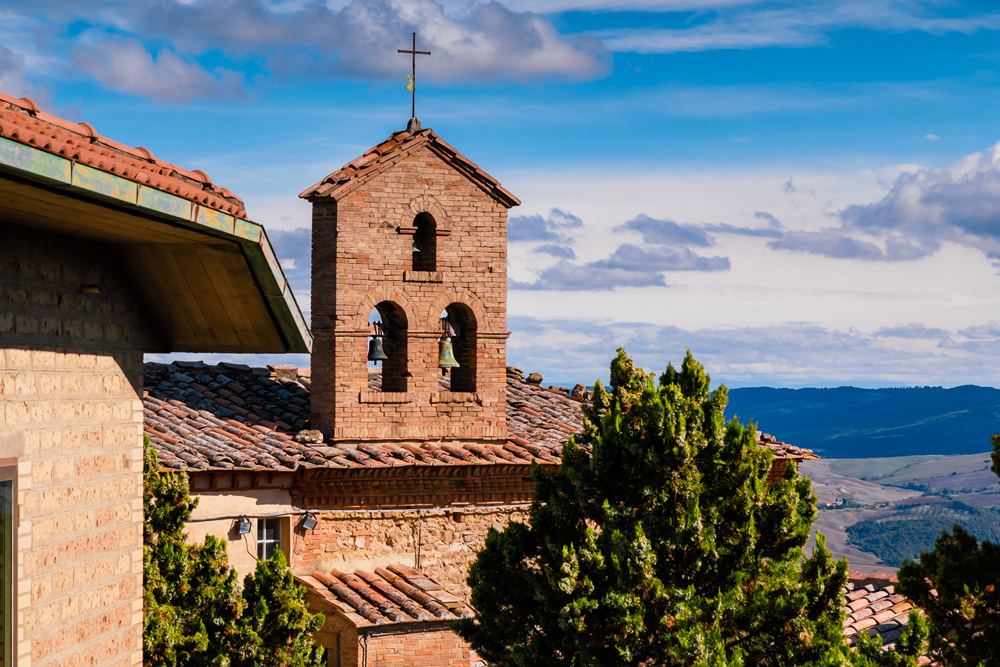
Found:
[457,349,852,667]
[725,385,1000,458]
[846,504,1000,566]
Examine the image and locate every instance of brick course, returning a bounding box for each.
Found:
[0,221,153,667]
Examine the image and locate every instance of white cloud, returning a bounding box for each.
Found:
[72,36,243,103]
[924,133,941,141]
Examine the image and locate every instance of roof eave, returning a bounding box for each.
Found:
[0,135,312,354]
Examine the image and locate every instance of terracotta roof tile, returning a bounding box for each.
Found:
[299,127,520,208]
[0,94,247,218]
[298,565,472,626]
[843,572,925,652]
[143,362,813,472]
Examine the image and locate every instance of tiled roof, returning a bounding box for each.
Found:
[844,571,928,661]
[0,92,246,219]
[299,127,520,208]
[143,362,813,472]
[298,564,473,626]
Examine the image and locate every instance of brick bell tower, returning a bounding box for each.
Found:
[300,122,520,448]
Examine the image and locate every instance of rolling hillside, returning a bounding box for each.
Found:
[726,385,1000,458]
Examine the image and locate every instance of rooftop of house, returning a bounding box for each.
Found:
[299,126,520,208]
[143,361,815,472]
[844,571,930,661]
[298,564,473,628]
[297,563,927,654]
[0,92,245,219]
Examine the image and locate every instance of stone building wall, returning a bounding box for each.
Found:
[292,507,528,598]
[310,144,509,444]
[0,221,155,667]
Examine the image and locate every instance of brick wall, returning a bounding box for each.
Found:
[292,507,527,598]
[361,626,473,667]
[310,145,510,445]
[0,221,156,667]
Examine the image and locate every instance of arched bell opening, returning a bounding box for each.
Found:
[440,304,477,393]
[368,302,408,392]
[412,212,436,272]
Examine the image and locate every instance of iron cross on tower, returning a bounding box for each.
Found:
[398,32,431,123]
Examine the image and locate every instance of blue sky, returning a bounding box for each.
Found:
[4,0,1000,388]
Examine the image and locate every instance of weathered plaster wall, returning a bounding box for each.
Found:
[187,487,294,580]
[0,221,156,667]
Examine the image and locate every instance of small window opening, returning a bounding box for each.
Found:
[440,304,477,393]
[257,518,282,560]
[412,212,436,272]
[367,302,408,392]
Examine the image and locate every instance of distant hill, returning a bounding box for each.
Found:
[725,385,1000,458]
[845,501,1000,566]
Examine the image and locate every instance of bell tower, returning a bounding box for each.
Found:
[301,126,519,447]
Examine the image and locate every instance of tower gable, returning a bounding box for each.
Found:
[306,128,517,446]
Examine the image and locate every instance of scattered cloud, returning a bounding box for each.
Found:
[839,141,1000,260]
[14,0,606,102]
[767,231,939,262]
[615,214,715,246]
[597,244,729,272]
[595,1,1000,54]
[924,133,941,141]
[535,244,576,259]
[72,36,243,103]
[267,226,311,301]
[875,323,948,339]
[509,208,583,243]
[507,315,998,389]
[511,260,667,291]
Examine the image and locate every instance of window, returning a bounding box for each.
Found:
[0,468,12,667]
[257,518,281,560]
[411,212,436,271]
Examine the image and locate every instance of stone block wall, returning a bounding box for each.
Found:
[291,507,527,598]
[310,144,509,444]
[0,221,156,667]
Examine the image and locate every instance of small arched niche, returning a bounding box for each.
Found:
[440,303,477,393]
[368,302,408,392]
[412,212,436,272]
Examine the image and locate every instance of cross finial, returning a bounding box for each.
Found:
[398,32,431,126]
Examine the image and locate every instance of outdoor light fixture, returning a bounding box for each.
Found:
[300,512,318,531]
[80,284,101,294]
[236,517,252,535]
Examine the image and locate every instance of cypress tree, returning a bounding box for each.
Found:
[457,349,851,666]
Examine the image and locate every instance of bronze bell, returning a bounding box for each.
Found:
[438,339,460,374]
[367,337,388,364]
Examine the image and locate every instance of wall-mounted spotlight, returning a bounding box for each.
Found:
[235,516,252,535]
[300,512,318,531]
[80,284,101,294]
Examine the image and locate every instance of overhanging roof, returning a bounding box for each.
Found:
[0,94,310,354]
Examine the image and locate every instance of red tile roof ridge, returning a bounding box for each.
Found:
[299,126,520,207]
[0,91,247,218]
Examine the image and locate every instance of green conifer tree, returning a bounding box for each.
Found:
[888,433,1000,665]
[142,436,322,667]
[456,349,851,667]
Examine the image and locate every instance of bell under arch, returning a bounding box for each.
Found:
[368,302,408,392]
[440,303,477,393]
